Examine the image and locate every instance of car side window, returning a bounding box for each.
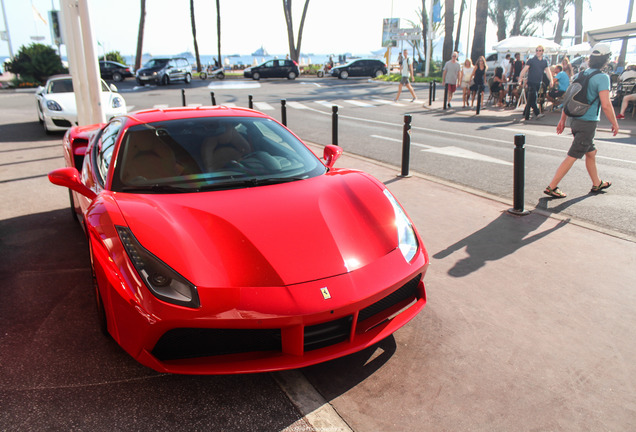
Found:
[169,60,176,69]
[96,120,122,184]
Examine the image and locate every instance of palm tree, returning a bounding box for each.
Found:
[470,0,488,63]
[553,0,573,45]
[135,0,146,71]
[454,0,465,53]
[443,0,455,62]
[574,0,583,44]
[618,0,634,69]
[216,0,222,68]
[190,0,201,72]
[282,0,311,62]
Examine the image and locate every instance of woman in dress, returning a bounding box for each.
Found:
[459,58,474,108]
[562,56,574,78]
[469,56,488,107]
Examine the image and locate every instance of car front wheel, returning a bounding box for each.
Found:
[112,72,123,82]
[185,73,192,83]
[252,72,260,80]
[161,75,169,86]
[340,70,349,79]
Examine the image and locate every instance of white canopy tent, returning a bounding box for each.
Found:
[566,42,592,56]
[492,36,562,55]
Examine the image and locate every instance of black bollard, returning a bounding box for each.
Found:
[181,89,186,107]
[281,99,287,126]
[432,81,436,101]
[476,90,482,115]
[508,134,530,216]
[428,81,433,106]
[332,106,338,146]
[400,114,412,177]
[210,91,216,106]
[443,84,448,110]
[248,94,253,109]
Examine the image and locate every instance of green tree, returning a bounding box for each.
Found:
[99,51,126,64]
[5,43,66,84]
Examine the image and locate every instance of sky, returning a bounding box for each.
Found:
[0,0,633,62]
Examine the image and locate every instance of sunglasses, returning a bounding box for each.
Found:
[536,49,544,52]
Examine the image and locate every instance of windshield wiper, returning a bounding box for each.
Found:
[198,177,306,191]
[119,184,195,194]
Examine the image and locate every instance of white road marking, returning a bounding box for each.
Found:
[315,100,342,108]
[207,81,261,89]
[343,100,374,108]
[371,135,512,165]
[287,101,310,110]
[254,102,275,111]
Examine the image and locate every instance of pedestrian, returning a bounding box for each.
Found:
[519,45,553,120]
[459,58,474,108]
[544,43,619,199]
[469,56,487,108]
[395,49,417,102]
[442,51,461,108]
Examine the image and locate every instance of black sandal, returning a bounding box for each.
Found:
[544,186,566,198]
[590,181,611,193]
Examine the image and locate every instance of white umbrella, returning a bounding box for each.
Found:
[566,42,592,56]
[492,36,562,55]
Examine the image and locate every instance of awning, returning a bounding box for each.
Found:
[585,22,636,44]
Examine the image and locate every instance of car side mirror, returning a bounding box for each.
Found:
[48,167,97,200]
[109,84,118,92]
[323,145,343,169]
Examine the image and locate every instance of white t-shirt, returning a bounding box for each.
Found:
[401,57,411,77]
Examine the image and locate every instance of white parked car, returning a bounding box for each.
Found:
[36,74,127,134]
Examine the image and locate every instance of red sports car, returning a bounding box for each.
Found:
[48,106,428,374]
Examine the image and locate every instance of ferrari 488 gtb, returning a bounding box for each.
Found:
[48,106,428,374]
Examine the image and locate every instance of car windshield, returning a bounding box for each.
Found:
[143,59,169,68]
[48,78,74,93]
[112,116,326,193]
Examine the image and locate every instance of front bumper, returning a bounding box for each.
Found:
[99,246,428,375]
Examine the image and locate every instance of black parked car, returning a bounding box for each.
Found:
[330,59,387,79]
[99,61,134,82]
[243,59,300,80]
[136,57,193,86]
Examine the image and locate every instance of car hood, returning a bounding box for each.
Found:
[137,65,164,74]
[114,171,398,288]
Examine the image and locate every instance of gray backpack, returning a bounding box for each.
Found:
[563,70,602,117]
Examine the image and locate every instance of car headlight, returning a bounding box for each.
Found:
[46,100,62,111]
[116,226,200,308]
[383,189,419,262]
[112,97,123,108]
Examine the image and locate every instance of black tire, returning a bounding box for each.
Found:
[200,71,208,80]
[185,73,192,84]
[68,189,78,222]
[89,241,108,336]
[252,72,261,80]
[340,70,349,79]
[161,75,169,86]
[112,72,123,82]
[374,69,384,78]
[216,71,225,80]
[287,71,297,80]
[317,70,324,78]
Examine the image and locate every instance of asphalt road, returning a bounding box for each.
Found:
[114,76,636,240]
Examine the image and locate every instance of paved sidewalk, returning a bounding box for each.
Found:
[303,143,636,431]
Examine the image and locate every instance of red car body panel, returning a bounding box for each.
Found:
[50,106,429,374]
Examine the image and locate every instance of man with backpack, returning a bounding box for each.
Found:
[543,43,619,198]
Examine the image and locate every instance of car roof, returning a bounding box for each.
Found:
[122,106,270,127]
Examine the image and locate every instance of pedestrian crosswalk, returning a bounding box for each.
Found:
[149,98,413,111]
